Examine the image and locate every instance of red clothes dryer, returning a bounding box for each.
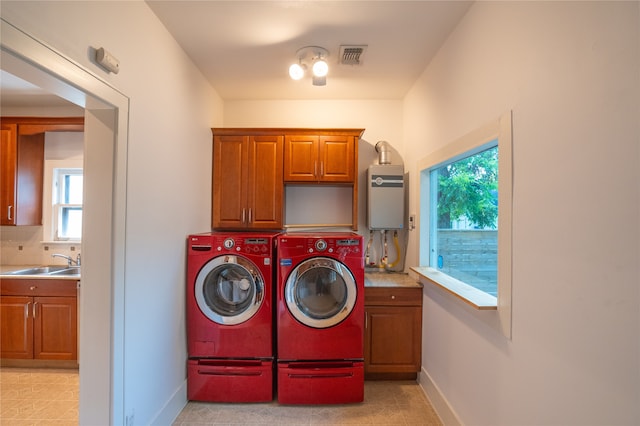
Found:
[276,232,365,404]
[186,232,278,402]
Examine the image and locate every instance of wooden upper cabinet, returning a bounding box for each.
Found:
[212,135,247,229]
[0,117,84,226]
[284,132,358,183]
[247,135,284,228]
[212,128,363,231]
[283,134,317,182]
[212,133,283,230]
[0,123,18,225]
[0,124,45,226]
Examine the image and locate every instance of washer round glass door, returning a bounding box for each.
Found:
[195,255,264,325]
[285,257,357,329]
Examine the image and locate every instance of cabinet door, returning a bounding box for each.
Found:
[0,295,33,359]
[247,135,283,229]
[212,135,249,229]
[283,135,318,182]
[364,305,421,375]
[15,132,45,225]
[33,296,77,360]
[319,135,355,182]
[0,123,17,225]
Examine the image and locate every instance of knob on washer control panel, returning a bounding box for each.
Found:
[315,239,327,252]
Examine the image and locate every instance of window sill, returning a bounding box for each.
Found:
[41,241,82,245]
[410,266,497,310]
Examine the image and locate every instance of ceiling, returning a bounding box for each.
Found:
[0,1,472,107]
[146,1,472,100]
[0,70,74,108]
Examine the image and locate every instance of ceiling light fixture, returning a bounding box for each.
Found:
[289,46,329,86]
[288,62,306,80]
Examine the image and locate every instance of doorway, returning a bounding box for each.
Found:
[1,19,129,424]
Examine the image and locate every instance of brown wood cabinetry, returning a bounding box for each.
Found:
[0,117,84,226]
[283,133,356,183]
[212,131,283,229]
[364,286,422,379]
[212,128,364,230]
[0,123,18,225]
[1,278,78,361]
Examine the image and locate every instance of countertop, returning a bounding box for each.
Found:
[364,272,423,288]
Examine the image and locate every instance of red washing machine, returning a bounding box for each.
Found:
[276,232,365,404]
[186,232,278,402]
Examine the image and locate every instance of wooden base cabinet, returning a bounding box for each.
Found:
[1,279,78,361]
[364,286,422,380]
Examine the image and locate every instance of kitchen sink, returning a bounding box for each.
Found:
[50,267,81,276]
[3,265,80,276]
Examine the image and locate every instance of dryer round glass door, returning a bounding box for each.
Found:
[285,257,357,328]
[195,255,264,325]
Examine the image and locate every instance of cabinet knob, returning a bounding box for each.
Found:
[30,286,37,291]
[391,295,395,299]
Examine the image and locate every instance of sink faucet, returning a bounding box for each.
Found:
[52,253,81,267]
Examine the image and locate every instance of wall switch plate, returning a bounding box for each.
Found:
[409,214,416,230]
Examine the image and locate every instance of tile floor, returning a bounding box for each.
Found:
[0,368,442,426]
[0,367,79,426]
[173,380,441,425]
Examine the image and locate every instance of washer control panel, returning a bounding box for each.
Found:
[223,238,235,250]
[315,239,327,252]
[214,237,270,253]
[300,236,361,256]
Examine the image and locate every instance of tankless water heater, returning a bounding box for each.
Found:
[367,164,404,229]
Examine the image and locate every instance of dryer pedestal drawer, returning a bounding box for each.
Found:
[187,358,273,402]
[277,361,364,404]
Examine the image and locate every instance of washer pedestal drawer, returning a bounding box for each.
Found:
[277,360,364,404]
[187,358,273,402]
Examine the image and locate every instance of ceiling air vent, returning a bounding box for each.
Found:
[339,45,367,66]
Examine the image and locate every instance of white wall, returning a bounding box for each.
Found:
[404,2,639,425]
[3,1,638,425]
[1,1,223,424]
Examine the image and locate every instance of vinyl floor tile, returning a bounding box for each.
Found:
[0,368,78,426]
[174,381,442,426]
[1,368,441,426]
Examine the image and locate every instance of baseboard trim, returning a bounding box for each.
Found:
[150,379,187,425]
[1,359,78,369]
[417,367,463,426]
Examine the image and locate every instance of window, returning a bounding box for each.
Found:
[417,112,512,338]
[429,144,498,296]
[53,168,83,240]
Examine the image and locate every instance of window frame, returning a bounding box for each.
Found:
[43,159,84,243]
[415,112,513,338]
[53,167,83,241]
[428,143,499,297]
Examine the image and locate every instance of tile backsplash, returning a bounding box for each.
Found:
[0,226,81,266]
